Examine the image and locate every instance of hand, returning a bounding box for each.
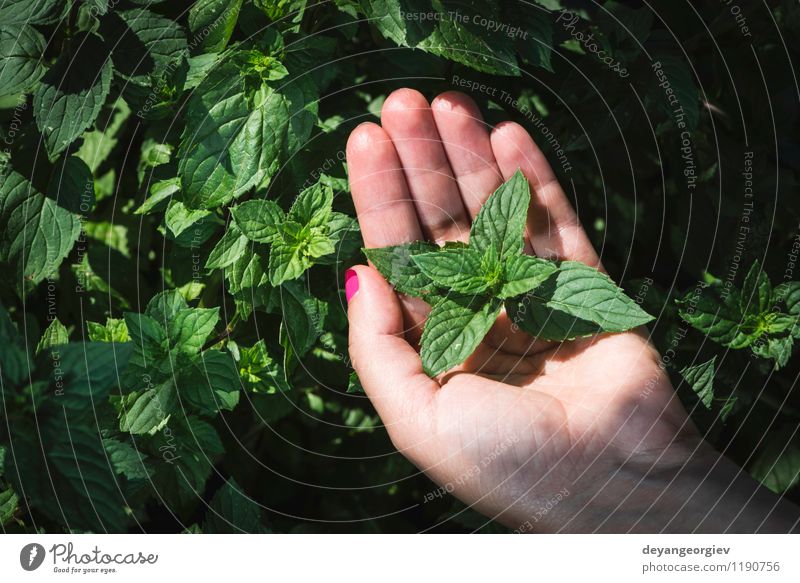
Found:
[345,89,798,533]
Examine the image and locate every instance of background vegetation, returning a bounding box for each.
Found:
[1,0,799,533]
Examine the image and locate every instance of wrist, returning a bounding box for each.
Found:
[621,441,799,533]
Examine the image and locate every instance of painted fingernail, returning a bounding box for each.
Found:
[345,269,359,303]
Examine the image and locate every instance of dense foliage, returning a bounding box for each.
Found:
[1,0,799,533]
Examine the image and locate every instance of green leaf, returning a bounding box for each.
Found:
[414,0,519,75]
[499,254,557,298]
[289,181,333,227]
[206,225,248,270]
[0,25,48,99]
[0,303,30,385]
[32,33,113,158]
[364,241,438,297]
[119,380,176,435]
[146,290,190,324]
[412,247,488,294]
[0,485,18,525]
[48,423,128,531]
[543,262,654,332]
[100,9,188,86]
[507,294,601,341]
[0,157,93,294]
[35,318,69,355]
[103,438,151,481]
[51,342,134,414]
[0,0,66,25]
[231,199,285,243]
[740,261,772,316]
[268,230,311,286]
[749,425,800,494]
[346,371,365,395]
[87,318,130,343]
[164,199,218,246]
[181,349,241,414]
[678,284,756,349]
[236,339,289,394]
[168,307,220,355]
[680,356,716,409]
[752,336,794,370]
[204,478,268,533]
[421,295,501,376]
[178,54,316,208]
[188,0,243,53]
[277,281,327,358]
[469,169,529,261]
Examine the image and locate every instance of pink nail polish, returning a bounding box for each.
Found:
[345,269,359,303]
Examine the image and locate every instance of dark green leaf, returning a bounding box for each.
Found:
[33,34,113,158]
[469,169,529,261]
[421,295,501,376]
[364,241,438,297]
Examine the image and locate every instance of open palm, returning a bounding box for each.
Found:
[345,89,701,532]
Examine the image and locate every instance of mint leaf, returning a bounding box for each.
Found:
[87,318,130,343]
[289,181,333,227]
[35,318,68,355]
[181,350,241,414]
[231,199,285,243]
[103,438,151,481]
[544,262,654,332]
[188,0,243,53]
[740,260,772,316]
[364,241,438,297]
[749,425,800,494]
[469,169,529,261]
[0,24,47,99]
[204,477,268,533]
[33,33,113,159]
[680,357,716,409]
[678,284,755,349]
[0,0,67,25]
[119,380,176,435]
[0,157,93,294]
[168,307,219,355]
[421,296,502,376]
[499,254,557,298]
[206,225,248,270]
[412,247,488,295]
[508,294,601,341]
[268,226,312,286]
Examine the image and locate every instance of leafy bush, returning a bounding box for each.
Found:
[1,0,799,533]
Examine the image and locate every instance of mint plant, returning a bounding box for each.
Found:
[366,171,654,376]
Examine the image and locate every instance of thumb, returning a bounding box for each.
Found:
[346,265,437,450]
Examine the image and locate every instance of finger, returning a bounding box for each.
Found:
[347,265,437,455]
[430,91,504,218]
[490,121,602,268]
[346,122,423,247]
[381,89,471,243]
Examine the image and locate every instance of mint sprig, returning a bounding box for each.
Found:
[365,170,654,377]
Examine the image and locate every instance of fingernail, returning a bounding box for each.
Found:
[345,269,359,303]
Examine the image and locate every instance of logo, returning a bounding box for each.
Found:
[20,543,46,571]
